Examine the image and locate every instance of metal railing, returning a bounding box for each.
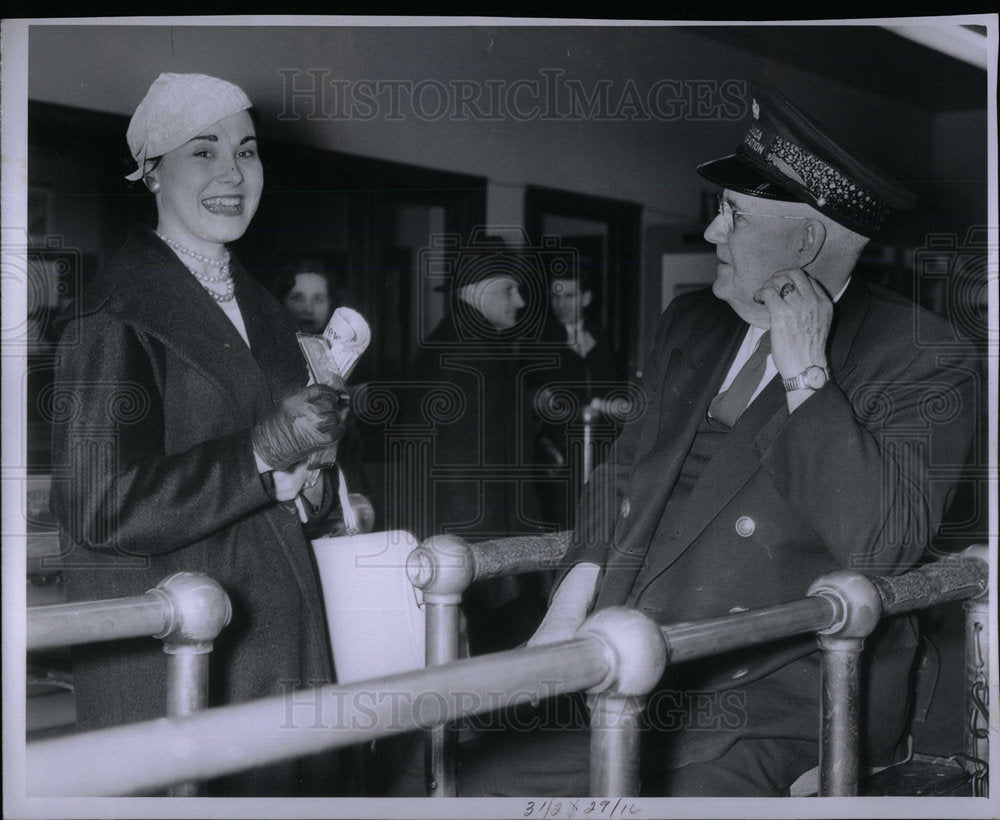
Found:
[407,534,990,797]
[27,571,232,796]
[25,542,989,798]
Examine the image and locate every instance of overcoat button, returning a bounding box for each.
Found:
[620,498,631,519]
[735,516,755,537]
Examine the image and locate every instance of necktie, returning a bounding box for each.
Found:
[708,332,771,427]
[565,321,596,358]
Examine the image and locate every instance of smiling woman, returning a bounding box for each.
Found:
[145,114,262,252]
[48,73,350,796]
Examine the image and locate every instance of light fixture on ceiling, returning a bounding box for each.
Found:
[884,23,989,71]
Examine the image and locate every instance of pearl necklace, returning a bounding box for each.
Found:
[156,232,235,303]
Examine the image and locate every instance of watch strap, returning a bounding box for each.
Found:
[783,366,830,392]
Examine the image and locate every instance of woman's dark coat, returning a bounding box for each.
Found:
[50,230,337,794]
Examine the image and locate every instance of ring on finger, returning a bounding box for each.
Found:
[779,282,796,299]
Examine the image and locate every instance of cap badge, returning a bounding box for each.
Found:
[769,154,807,187]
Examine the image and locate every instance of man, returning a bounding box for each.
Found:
[459,83,976,796]
[406,236,548,654]
[535,269,621,529]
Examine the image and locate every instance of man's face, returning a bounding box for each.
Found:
[549,279,592,326]
[471,275,525,329]
[703,189,808,328]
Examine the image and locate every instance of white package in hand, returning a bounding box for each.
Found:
[324,307,370,381]
[297,307,371,385]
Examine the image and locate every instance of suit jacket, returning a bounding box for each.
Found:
[50,230,338,794]
[561,279,977,771]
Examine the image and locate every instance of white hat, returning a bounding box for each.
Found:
[125,73,252,181]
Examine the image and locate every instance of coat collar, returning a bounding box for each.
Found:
[93,230,304,412]
[827,275,869,379]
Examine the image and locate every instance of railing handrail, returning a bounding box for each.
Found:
[467,531,572,581]
[26,546,988,797]
[27,571,232,652]
[28,592,174,651]
[28,632,614,796]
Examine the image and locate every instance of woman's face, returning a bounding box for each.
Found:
[283,272,332,334]
[150,110,263,255]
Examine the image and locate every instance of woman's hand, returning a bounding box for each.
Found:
[269,461,311,502]
[252,383,349,470]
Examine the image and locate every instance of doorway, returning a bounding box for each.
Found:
[524,186,642,378]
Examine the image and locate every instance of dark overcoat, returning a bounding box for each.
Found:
[562,278,977,777]
[405,302,549,652]
[531,316,622,529]
[50,230,337,794]
[407,303,547,541]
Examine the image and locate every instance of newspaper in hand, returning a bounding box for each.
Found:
[297,307,371,386]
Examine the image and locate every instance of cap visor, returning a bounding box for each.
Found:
[697,155,800,202]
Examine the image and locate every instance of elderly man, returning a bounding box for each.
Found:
[406,236,549,655]
[458,83,976,796]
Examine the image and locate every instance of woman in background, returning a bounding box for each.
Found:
[50,73,349,795]
[271,259,342,334]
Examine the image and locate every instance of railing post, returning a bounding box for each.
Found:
[959,544,990,796]
[149,572,232,796]
[807,571,882,797]
[577,607,668,796]
[406,535,475,797]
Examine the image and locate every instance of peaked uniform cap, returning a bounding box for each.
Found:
[697,82,916,236]
[125,73,252,181]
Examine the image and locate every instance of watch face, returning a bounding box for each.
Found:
[804,366,828,389]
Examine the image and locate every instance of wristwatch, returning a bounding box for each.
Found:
[782,365,830,392]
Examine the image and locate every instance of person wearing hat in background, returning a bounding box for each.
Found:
[458,82,976,796]
[50,73,351,795]
[404,235,550,657]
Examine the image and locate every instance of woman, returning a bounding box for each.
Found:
[271,260,340,334]
[50,73,349,795]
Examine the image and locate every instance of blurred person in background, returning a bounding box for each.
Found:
[271,258,343,335]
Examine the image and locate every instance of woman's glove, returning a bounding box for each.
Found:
[252,383,349,470]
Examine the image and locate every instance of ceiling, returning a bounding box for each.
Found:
[688,25,988,111]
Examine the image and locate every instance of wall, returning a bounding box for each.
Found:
[24,23,989,355]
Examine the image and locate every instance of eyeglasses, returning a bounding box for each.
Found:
[716,194,808,233]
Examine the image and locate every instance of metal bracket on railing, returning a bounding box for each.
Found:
[406,535,476,606]
[577,607,667,796]
[151,571,232,654]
